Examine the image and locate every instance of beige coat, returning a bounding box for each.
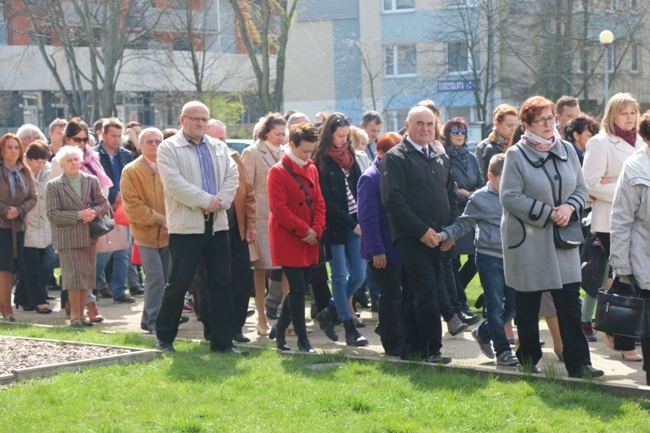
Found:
[24,163,52,249]
[46,172,111,250]
[241,140,282,269]
[583,131,644,233]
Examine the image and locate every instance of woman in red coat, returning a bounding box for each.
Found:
[267,123,325,352]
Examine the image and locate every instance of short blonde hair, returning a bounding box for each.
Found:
[601,92,640,136]
[349,126,369,151]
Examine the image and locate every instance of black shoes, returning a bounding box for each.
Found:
[246,309,255,318]
[156,340,175,352]
[234,333,251,343]
[315,305,339,342]
[459,310,481,326]
[265,307,279,320]
[423,354,452,364]
[568,365,604,379]
[269,325,290,351]
[179,315,190,325]
[97,285,114,299]
[297,339,316,353]
[343,318,369,347]
[129,286,144,296]
[35,306,53,314]
[114,294,136,303]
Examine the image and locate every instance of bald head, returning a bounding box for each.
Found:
[405,106,436,147]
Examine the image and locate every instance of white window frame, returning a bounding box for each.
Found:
[382,0,415,14]
[445,0,479,8]
[447,41,473,74]
[384,45,417,78]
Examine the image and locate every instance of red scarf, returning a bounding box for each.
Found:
[613,125,638,146]
[326,145,354,171]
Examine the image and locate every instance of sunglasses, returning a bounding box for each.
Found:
[330,117,351,132]
[71,136,90,143]
[451,129,467,136]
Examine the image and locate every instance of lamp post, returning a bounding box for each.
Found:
[599,30,614,107]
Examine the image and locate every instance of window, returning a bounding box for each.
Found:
[445,0,479,7]
[630,46,639,72]
[576,47,589,73]
[606,44,616,73]
[382,0,414,12]
[384,45,416,77]
[447,42,472,73]
[173,37,191,51]
[385,109,410,133]
[606,0,618,11]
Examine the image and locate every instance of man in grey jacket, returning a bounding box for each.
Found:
[155,101,241,354]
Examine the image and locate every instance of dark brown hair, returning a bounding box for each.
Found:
[313,112,351,170]
[638,110,650,142]
[289,123,318,146]
[26,140,52,160]
[257,112,286,141]
[564,114,600,144]
[64,117,90,140]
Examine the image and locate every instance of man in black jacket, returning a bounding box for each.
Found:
[380,106,458,363]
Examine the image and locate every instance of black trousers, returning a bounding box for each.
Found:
[156,228,234,351]
[372,261,404,354]
[438,254,463,321]
[310,264,332,314]
[15,247,48,307]
[395,237,443,358]
[278,266,312,340]
[515,282,592,375]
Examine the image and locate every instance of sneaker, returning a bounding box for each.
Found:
[113,294,136,304]
[447,314,469,336]
[471,327,495,359]
[581,322,597,342]
[496,350,519,366]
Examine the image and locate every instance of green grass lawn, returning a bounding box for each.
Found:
[0,326,648,433]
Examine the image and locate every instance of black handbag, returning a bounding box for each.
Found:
[282,162,328,265]
[593,272,650,338]
[580,233,608,297]
[89,214,115,239]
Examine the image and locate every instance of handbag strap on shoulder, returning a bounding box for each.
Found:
[282,161,314,224]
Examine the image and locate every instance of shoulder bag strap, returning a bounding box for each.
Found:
[282,161,314,223]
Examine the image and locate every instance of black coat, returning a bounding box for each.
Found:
[317,154,361,245]
[381,138,459,243]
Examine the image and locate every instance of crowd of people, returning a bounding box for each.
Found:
[2,93,650,384]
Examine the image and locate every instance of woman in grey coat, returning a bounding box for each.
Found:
[500,96,602,378]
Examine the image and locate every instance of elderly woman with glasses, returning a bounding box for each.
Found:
[500,96,602,378]
[313,113,368,347]
[442,117,482,323]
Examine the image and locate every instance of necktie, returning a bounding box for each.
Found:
[422,146,429,160]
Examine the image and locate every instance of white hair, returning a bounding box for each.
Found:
[54,145,84,165]
[138,127,163,142]
[16,124,46,143]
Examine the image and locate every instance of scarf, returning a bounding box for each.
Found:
[614,125,638,146]
[523,130,556,153]
[265,140,281,162]
[326,144,354,171]
[3,162,26,199]
[81,145,113,188]
[488,132,509,151]
[287,149,308,168]
[445,143,470,169]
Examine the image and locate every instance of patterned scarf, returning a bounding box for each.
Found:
[445,143,470,169]
[523,130,556,153]
[3,162,26,198]
[488,132,508,151]
[613,125,638,146]
[326,144,354,171]
[81,144,113,188]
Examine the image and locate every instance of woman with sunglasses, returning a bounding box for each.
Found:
[583,93,645,361]
[313,113,368,346]
[442,118,482,323]
[51,118,113,322]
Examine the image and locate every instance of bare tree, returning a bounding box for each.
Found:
[227,0,298,114]
[14,0,163,120]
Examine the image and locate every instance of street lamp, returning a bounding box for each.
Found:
[599,30,615,107]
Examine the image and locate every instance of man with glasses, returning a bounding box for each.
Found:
[155,101,242,354]
[94,117,136,303]
[380,106,458,364]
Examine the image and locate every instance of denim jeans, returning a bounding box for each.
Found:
[475,253,516,355]
[328,229,366,322]
[138,245,171,332]
[96,248,130,299]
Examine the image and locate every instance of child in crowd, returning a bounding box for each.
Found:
[438,154,518,366]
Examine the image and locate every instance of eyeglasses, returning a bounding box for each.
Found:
[142,139,162,145]
[183,115,209,123]
[451,129,467,135]
[530,116,555,126]
[71,136,89,144]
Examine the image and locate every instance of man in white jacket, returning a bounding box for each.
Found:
[155,101,241,354]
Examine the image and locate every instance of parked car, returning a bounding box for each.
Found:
[226,139,254,154]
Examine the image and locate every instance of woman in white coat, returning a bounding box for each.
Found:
[583,92,644,361]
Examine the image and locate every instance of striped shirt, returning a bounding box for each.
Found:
[184,132,217,195]
[342,167,357,215]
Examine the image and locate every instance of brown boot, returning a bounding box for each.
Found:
[86,302,104,323]
[64,300,71,316]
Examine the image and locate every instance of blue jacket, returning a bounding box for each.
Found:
[357,157,400,263]
[94,143,133,204]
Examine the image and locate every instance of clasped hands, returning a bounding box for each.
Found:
[79,208,96,223]
[420,228,454,251]
[550,203,574,228]
[204,195,223,214]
